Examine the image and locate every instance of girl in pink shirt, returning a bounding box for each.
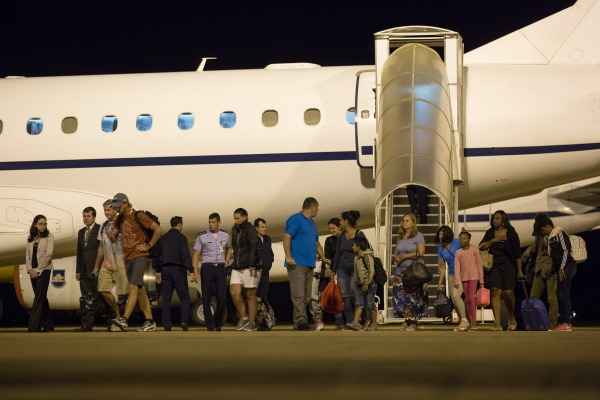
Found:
[455,231,484,324]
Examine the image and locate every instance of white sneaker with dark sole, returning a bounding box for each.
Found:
[236,319,250,331]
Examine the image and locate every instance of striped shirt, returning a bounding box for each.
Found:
[193,230,231,264]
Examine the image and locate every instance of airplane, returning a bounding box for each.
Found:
[1,0,599,321]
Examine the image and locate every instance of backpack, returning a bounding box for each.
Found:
[373,257,388,286]
[569,235,587,263]
[256,301,276,331]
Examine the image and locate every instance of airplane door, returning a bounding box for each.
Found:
[355,69,376,168]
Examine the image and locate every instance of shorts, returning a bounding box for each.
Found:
[230,268,261,289]
[486,260,516,291]
[126,257,149,287]
[352,278,376,309]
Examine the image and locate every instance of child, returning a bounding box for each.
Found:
[347,236,376,331]
[455,230,484,325]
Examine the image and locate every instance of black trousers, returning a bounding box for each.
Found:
[79,274,99,329]
[29,270,53,331]
[160,265,191,328]
[200,263,227,329]
[257,269,270,305]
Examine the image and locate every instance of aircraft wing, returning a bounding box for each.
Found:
[552,181,600,208]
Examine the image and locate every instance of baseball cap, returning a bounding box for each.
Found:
[111,193,129,208]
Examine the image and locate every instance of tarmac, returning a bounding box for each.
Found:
[1,324,599,400]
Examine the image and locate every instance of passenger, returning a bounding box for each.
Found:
[155,216,194,331]
[392,213,426,331]
[230,208,260,332]
[283,197,324,331]
[347,235,376,331]
[255,218,274,306]
[25,215,55,332]
[332,211,366,329]
[406,185,430,225]
[523,214,559,328]
[535,214,577,332]
[94,200,128,330]
[479,210,522,331]
[437,225,469,331]
[322,217,341,292]
[110,193,161,332]
[193,213,231,332]
[76,207,101,331]
[454,230,484,326]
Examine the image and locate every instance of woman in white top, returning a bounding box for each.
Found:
[25,215,55,332]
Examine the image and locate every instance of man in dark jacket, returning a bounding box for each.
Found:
[536,214,577,332]
[76,207,101,331]
[154,216,194,331]
[230,208,259,331]
[254,218,274,305]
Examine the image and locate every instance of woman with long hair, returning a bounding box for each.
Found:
[479,210,522,331]
[392,212,426,331]
[332,210,367,329]
[25,215,55,332]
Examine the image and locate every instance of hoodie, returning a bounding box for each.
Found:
[547,227,575,273]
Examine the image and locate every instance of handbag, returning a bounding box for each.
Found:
[401,256,432,290]
[480,250,494,271]
[477,287,490,306]
[319,278,344,314]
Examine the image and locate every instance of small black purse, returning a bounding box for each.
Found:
[401,256,433,290]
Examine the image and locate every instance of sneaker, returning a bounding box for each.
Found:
[181,324,189,332]
[242,321,257,332]
[236,319,250,331]
[454,320,470,332]
[346,322,362,331]
[138,320,157,332]
[335,325,345,331]
[404,323,417,332]
[553,323,573,332]
[366,323,378,332]
[111,317,128,332]
[312,321,325,331]
[295,322,310,331]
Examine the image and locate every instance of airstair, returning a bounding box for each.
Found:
[369,27,465,323]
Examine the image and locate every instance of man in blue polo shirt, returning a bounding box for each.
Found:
[283,197,324,331]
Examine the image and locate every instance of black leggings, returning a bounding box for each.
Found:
[29,270,53,331]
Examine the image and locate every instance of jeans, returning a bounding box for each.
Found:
[334,268,354,326]
[558,263,577,324]
[160,265,191,328]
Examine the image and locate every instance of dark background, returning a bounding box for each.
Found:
[1,1,598,325]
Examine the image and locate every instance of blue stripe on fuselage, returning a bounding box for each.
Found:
[1,142,600,171]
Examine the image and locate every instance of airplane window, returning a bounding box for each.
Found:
[220,111,236,128]
[361,110,370,119]
[0,119,3,134]
[136,114,153,132]
[304,108,321,126]
[178,112,194,130]
[346,107,356,124]
[101,115,118,133]
[262,110,278,127]
[61,117,78,134]
[26,118,43,135]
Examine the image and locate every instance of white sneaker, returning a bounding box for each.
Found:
[312,321,325,331]
[137,320,157,332]
[236,319,250,331]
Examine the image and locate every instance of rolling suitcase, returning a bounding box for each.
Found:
[520,282,550,331]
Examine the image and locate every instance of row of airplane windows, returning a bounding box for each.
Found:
[0,108,370,136]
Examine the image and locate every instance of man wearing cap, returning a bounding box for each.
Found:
[192,213,232,331]
[110,193,161,332]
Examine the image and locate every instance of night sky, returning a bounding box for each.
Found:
[1,1,598,324]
